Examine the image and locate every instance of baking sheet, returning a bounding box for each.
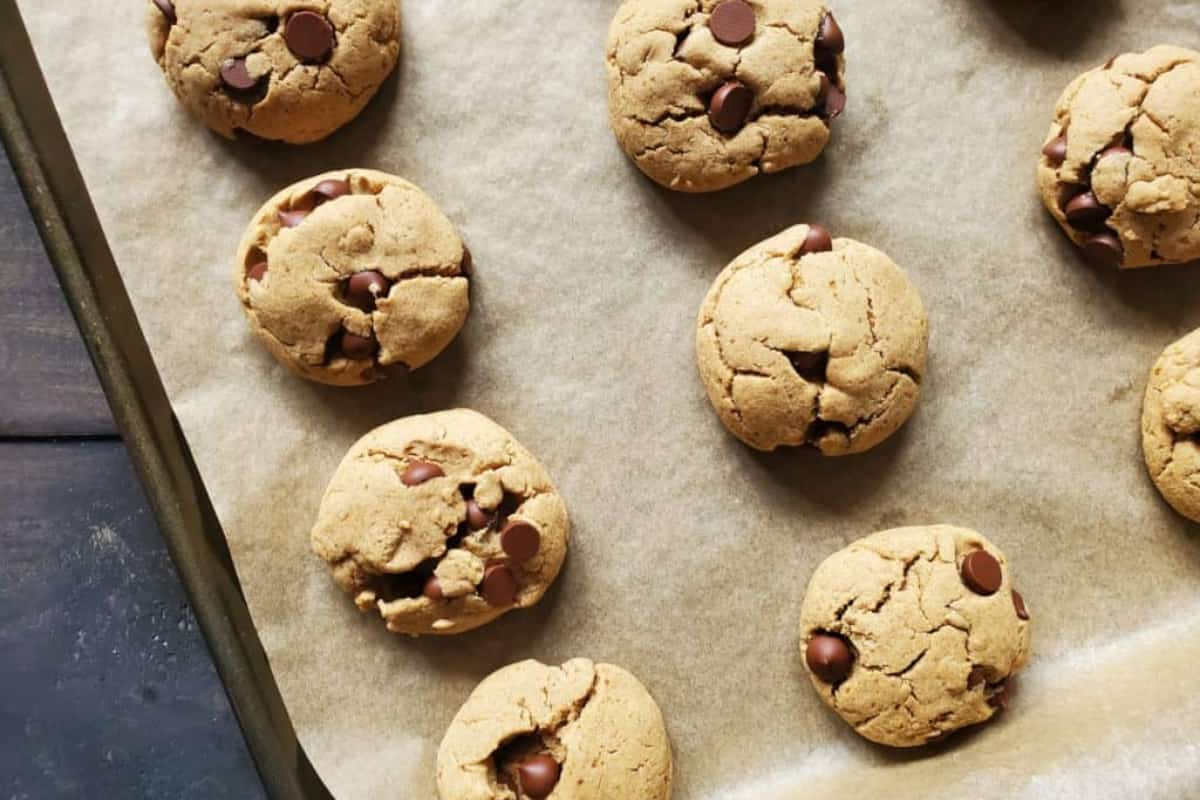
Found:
[17,1,1200,797]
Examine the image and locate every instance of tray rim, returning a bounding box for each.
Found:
[0,4,331,798]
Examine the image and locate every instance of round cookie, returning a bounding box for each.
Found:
[235,169,470,387]
[311,410,569,636]
[606,0,847,193]
[1037,45,1200,269]
[1141,328,1200,522]
[695,225,928,454]
[146,0,400,143]
[436,659,673,800]
[799,526,1032,748]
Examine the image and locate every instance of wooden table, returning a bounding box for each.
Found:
[0,146,266,797]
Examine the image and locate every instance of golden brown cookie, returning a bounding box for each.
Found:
[606,0,846,193]
[800,526,1032,748]
[1142,327,1200,522]
[311,410,569,636]
[695,225,927,454]
[1037,46,1200,269]
[146,0,401,143]
[234,169,470,387]
[436,659,673,800]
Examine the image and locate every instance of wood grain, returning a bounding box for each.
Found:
[0,146,114,437]
[0,440,264,798]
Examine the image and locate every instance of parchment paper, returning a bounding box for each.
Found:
[17,1,1200,797]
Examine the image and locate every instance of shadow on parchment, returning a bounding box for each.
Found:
[295,323,474,441]
[975,0,1126,56]
[629,152,839,263]
[1036,204,1200,333]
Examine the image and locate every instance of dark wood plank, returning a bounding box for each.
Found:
[0,146,114,436]
[0,440,265,798]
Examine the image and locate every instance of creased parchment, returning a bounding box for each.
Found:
[17,1,1200,797]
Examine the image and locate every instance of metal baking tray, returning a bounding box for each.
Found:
[0,3,329,796]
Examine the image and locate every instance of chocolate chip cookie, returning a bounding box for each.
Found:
[695,225,928,454]
[311,409,569,636]
[606,0,846,193]
[1142,328,1200,522]
[436,659,673,800]
[1038,46,1200,268]
[800,526,1032,748]
[235,169,470,386]
[146,0,401,143]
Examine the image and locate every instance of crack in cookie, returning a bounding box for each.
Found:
[800,526,1032,748]
[607,0,846,192]
[235,169,471,387]
[146,0,400,143]
[311,410,570,636]
[1038,45,1200,268]
[696,225,928,454]
[437,659,672,800]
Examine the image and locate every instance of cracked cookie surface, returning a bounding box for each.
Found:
[146,0,400,143]
[799,526,1032,749]
[1142,328,1200,522]
[311,409,569,636]
[436,659,673,800]
[235,169,469,386]
[695,225,927,454]
[606,0,846,193]
[1037,45,1200,269]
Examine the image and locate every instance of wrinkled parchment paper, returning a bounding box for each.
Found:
[19,1,1200,796]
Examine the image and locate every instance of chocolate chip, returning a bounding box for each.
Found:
[345,270,391,312]
[278,209,309,228]
[709,80,754,133]
[311,179,350,204]
[822,82,846,120]
[709,0,756,47]
[1064,191,1110,228]
[801,224,833,254]
[465,499,493,530]
[1100,145,1132,161]
[402,461,444,487]
[423,576,443,601]
[339,330,378,360]
[220,58,258,91]
[787,351,828,383]
[815,12,844,71]
[500,521,541,563]
[285,11,335,63]
[517,754,560,799]
[1042,136,1067,166]
[806,632,853,683]
[246,262,268,282]
[960,550,1002,595]
[153,0,176,25]
[1081,232,1124,269]
[481,564,517,606]
[460,246,472,277]
[967,665,989,689]
[1012,589,1030,621]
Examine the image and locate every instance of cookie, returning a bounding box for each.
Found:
[1141,328,1200,522]
[311,409,569,636]
[235,169,470,387]
[1037,46,1200,269]
[146,0,401,143]
[436,659,673,800]
[695,225,928,454]
[799,526,1032,748]
[606,0,847,193]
